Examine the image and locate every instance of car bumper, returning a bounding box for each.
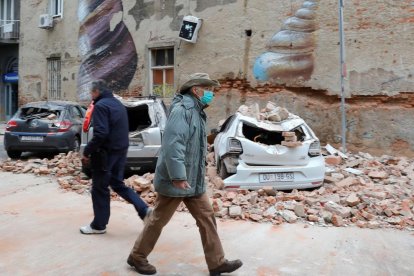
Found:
[125,157,158,171]
[4,131,73,152]
[80,144,159,171]
[223,156,326,190]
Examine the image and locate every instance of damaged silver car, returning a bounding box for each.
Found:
[214,102,325,190]
[80,96,168,174]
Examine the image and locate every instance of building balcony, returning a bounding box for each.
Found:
[0,20,20,43]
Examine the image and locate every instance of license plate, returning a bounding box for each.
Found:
[259,172,294,183]
[21,136,44,142]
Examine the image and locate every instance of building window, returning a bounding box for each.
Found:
[150,47,174,97]
[49,0,63,17]
[0,0,14,21]
[47,58,61,100]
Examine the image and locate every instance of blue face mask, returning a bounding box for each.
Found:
[200,90,214,105]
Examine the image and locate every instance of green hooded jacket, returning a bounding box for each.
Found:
[153,93,207,197]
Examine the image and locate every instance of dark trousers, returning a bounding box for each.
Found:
[90,150,148,230]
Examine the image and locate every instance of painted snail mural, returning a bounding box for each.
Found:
[77,0,138,101]
[253,0,318,83]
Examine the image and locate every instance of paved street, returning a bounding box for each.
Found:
[1,172,414,276]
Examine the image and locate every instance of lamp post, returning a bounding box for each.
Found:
[339,0,347,153]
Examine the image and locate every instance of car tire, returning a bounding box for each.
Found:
[7,150,22,159]
[219,159,230,179]
[72,136,80,152]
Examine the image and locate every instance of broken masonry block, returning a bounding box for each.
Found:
[281,141,303,147]
[282,131,295,137]
[284,135,298,142]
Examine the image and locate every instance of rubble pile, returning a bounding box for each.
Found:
[237,101,290,122]
[205,150,414,230]
[0,152,92,194]
[0,152,157,205]
[1,149,413,230]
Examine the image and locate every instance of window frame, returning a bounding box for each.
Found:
[47,57,62,100]
[0,0,15,21]
[147,42,176,98]
[49,0,63,18]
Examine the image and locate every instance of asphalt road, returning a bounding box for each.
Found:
[1,172,414,275]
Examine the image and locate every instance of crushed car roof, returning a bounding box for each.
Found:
[235,102,306,131]
[237,113,305,132]
[22,101,80,109]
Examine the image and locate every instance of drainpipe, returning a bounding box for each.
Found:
[339,0,347,153]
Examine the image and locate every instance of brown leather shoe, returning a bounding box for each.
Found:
[127,255,157,275]
[209,259,243,276]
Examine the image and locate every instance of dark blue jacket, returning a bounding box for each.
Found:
[83,89,129,156]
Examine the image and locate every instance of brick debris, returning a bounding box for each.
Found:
[1,150,413,231]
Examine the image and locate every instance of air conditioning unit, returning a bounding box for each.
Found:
[178,15,202,43]
[39,14,53,29]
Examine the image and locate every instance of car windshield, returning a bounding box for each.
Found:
[241,121,306,145]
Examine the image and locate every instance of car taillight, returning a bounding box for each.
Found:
[129,133,144,146]
[228,138,243,154]
[308,140,321,157]
[6,120,17,131]
[56,120,72,132]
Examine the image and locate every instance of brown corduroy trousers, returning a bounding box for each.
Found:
[130,193,225,270]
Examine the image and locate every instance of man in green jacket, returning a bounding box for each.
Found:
[127,73,243,275]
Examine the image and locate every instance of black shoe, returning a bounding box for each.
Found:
[209,259,243,276]
[127,255,157,275]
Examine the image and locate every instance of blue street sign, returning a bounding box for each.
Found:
[3,72,18,83]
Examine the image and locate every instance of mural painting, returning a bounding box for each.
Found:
[253,0,319,83]
[77,0,138,101]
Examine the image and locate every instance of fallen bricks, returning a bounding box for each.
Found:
[1,150,413,231]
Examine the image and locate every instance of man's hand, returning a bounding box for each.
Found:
[172,180,191,190]
[81,155,90,165]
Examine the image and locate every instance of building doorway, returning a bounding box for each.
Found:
[3,82,17,120]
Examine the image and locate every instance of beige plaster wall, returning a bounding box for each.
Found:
[18,0,414,102]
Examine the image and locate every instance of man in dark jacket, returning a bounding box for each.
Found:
[80,80,150,234]
[127,73,242,275]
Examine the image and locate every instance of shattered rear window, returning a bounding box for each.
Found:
[242,122,306,146]
[126,104,152,132]
[19,107,61,120]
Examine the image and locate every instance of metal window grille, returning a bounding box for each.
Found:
[149,47,174,97]
[47,58,61,100]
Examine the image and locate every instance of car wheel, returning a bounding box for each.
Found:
[72,136,80,152]
[219,159,230,179]
[7,150,22,159]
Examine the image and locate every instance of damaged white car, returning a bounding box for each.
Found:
[213,102,325,190]
[81,96,168,174]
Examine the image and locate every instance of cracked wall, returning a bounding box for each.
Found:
[208,85,414,157]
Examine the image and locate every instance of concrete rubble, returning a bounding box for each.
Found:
[1,148,414,231]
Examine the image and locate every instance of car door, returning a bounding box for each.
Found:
[70,105,84,135]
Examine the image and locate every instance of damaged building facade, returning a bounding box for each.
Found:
[17,0,414,155]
